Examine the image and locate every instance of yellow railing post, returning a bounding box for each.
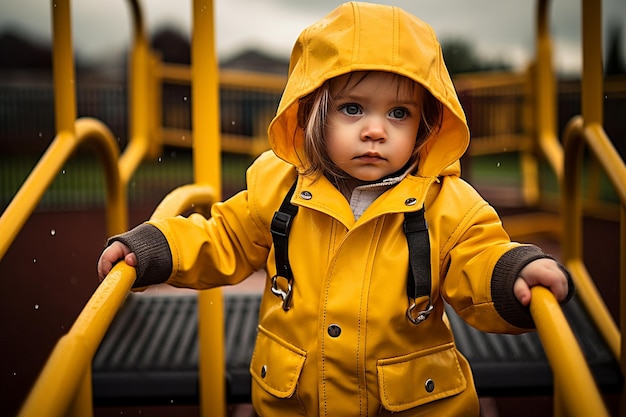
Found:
[535,0,563,183]
[18,264,137,417]
[0,1,128,260]
[191,1,227,416]
[51,0,76,137]
[119,0,154,187]
[530,287,610,417]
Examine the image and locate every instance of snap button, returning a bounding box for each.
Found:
[300,191,312,200]
[405,197,417,206]
[327,324,342,337]
[425,378,435,393]
[261,365,267,378]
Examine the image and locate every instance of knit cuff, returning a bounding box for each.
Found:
[491,245,574,329]
[107,223,173,288]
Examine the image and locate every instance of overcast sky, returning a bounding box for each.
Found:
[1,0,625,75]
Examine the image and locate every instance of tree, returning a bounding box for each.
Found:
[441,38,511,75]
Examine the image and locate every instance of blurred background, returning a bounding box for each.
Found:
[0,1,625,416]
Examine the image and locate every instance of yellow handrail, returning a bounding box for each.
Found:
[150,184,216,221]
[558,0,625,414]
[0,118,125,261]
[18,263,137,417]
[0,0,130,261]
[17,183,216,417]
[530,286,610,417]
[562,117,623,360]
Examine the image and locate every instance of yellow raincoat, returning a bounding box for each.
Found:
[111,3,571,416]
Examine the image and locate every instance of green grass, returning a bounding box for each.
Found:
[1,150,617,212]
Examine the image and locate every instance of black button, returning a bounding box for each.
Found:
[327,324,342,337]
[425,379,435,392]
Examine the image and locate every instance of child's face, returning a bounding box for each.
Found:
[326,72,422,182]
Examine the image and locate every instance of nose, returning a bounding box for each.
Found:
[361,116,386,142]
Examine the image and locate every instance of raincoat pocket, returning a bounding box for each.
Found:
[249,324,306,398]
[377,342,467,412]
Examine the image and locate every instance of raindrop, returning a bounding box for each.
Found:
[33,258,37,263]
[158,157,162,162]
[13,372,17,376]
[181,135,186,141]
[38,132,43,138]
[50,229,56,236]
[496,162,501,168]
[231,120,236,126]
[34,304,40,310]
[62,169,66,175]
[183,96,188,101]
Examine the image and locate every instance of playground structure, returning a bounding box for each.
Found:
[1,0,625,416]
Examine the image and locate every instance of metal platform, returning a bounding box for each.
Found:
[92,291,622,406]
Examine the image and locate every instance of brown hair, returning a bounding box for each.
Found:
[297,72,443,182]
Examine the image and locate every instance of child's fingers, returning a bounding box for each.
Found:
[125,252,138,267]
[519,259,569,303]
[513,277,532,306]
[97,242,133,281]
[545,270,569,302]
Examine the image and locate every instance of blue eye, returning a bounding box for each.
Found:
[390,108,409,119]
[340,104,361,115]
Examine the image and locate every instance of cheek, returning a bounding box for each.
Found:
[325,122,349,163]
[325,135,345,165]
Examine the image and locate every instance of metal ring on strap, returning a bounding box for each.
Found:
[271,275,293,311]
[406,297,434,325]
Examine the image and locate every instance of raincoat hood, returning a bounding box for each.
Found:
[268,1,470,178]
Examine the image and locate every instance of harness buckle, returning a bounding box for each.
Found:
[271,275,293,311]
[406,297,434,325]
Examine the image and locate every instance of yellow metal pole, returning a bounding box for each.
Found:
[562,117,621,359]
[581,0,603,127]
[119,0,152,185]
[535,0,563,182]
[530,286,610,417]
[68,366,93,417]
[51,0,76,136]
[19,264,136,417]
[192,1,226,416]
[0,2,127,260]
[581,1,625,412]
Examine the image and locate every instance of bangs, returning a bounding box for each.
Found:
[329,71,421,103]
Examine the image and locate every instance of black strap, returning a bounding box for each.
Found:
[270,179,432,320]
[270,181,299,310]
[404,208,431,300]
[271,181,299,283]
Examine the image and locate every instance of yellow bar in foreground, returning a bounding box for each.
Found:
[530,286,609,417]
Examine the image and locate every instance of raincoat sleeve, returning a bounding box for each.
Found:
[437,178,573,333]
[107,152,289,289]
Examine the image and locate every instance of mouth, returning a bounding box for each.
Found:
[354,152,386,163]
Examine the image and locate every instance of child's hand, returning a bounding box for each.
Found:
[97,241,137,281]
[514,258,569,306]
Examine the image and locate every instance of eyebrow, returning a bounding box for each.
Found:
[334,92,418,107]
